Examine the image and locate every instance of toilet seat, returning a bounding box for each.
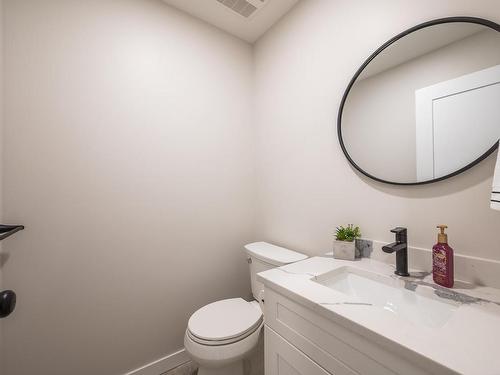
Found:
[187,298,263,346]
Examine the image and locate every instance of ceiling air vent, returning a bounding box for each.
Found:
[216,0,268,18]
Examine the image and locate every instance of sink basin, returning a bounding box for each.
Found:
[314,266,457,328]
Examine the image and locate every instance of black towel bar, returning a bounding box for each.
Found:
[0,224,24,241]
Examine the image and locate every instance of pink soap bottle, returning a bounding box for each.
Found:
[432,225,454,288]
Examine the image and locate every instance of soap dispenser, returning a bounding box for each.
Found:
[432,225,454,288]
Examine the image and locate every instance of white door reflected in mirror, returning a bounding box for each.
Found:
[416,65,500,181]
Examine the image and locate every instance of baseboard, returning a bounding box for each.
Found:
[124,349,190,375]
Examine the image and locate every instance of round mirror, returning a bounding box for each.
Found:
[338,17,500,185]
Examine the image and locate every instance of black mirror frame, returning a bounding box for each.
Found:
[337,16,500,186]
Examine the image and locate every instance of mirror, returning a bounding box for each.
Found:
[338,17,500,185]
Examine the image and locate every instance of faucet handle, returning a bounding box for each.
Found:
[390,227,407,244]
[390,227,407,234]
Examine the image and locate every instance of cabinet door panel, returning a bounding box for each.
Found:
[265,326,331,375]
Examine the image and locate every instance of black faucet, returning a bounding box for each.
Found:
[382,227,409,277]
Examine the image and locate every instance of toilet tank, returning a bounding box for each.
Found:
[244,242,308,301]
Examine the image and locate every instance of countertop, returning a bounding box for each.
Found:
[257,256,500,375]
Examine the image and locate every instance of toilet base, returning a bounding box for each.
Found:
[197,360,243,375]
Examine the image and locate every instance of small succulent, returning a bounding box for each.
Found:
[335,224,361,242]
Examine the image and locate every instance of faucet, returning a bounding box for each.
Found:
[382,227,409,276]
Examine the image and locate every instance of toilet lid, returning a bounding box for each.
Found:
[188,298,263,342]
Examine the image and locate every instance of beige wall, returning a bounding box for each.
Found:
[254,0,500,259]
[1,1,254,374]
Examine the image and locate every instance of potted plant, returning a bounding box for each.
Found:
[333,224,361,260]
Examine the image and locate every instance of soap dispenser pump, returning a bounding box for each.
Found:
[432,225,454,288]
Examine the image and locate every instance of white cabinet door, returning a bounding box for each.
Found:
[265,326,331,375]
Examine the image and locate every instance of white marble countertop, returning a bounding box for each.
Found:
[257,256,500,375]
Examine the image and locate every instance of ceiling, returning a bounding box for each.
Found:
[161,0,300,43]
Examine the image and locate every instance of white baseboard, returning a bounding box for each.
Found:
[124,349,190,375]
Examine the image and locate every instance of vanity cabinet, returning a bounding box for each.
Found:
[263,288,456,375]
[265,326,330,375]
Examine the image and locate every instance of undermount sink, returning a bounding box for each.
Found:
[314,266,458,329]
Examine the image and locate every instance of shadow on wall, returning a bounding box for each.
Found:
[352,149,497,199]
[0,252,9,268]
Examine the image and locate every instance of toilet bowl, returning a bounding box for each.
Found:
[184,298,263,375]
[184,242,308,375]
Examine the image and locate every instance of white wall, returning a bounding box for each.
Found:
[254,0,500,260]
[1,1,254,374]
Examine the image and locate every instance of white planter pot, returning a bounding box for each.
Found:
[332,240,356,261]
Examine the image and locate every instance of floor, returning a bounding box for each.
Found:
[162,361,198,375]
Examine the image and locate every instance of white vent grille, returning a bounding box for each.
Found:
[216,0,266,18]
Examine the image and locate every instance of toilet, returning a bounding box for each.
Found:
[184,242,308,375]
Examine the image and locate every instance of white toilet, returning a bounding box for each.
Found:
[184,241,308,375]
